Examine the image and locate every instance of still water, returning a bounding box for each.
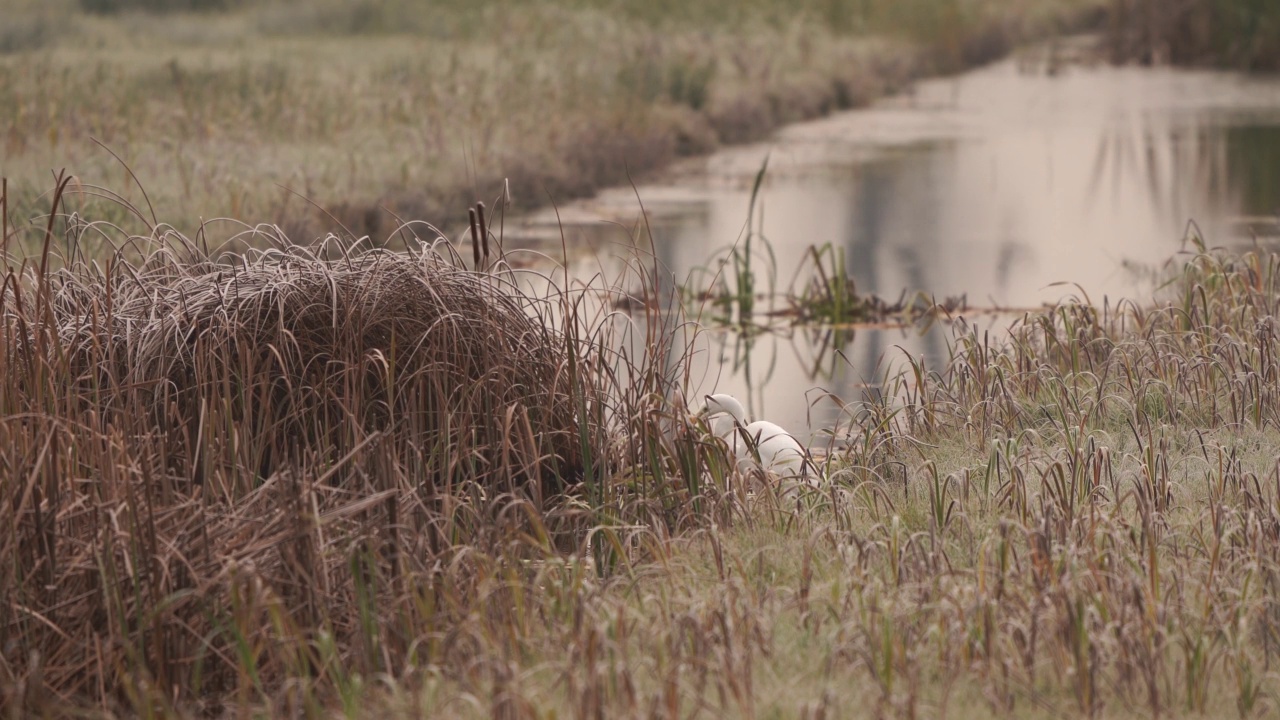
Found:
[510,40,1280,442]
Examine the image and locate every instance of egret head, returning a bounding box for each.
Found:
[703,394,748,425]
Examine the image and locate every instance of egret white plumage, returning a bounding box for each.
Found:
[700,393,809,475]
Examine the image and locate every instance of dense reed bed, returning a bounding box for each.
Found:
[0,182,747,716]
[4,176,1280,716]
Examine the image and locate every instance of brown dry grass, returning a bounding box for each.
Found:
[5,176,1280,718]
[0,181,744,716]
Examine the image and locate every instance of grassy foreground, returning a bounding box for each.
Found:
[1,0,1100,246]
[4,180,1280,717]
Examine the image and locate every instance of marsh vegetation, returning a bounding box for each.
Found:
[5,176,1280,717]
[5,1,1280,718]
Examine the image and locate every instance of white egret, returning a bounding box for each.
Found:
[700,393,809,475]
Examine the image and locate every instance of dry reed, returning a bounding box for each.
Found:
[0,182,739,715]
[5,180,1280,718]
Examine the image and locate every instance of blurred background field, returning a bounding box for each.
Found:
[2,0,1101,245]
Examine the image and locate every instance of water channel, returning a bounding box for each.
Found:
[508,37,1280,444]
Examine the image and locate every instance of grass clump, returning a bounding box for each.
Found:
[678,161,961,332]
[685,235,953,331]
[56,234,589,495]
[0,182,742,716]
[785,242,944,325]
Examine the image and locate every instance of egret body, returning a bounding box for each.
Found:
[701,393,808,474]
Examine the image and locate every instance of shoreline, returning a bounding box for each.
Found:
[380,7,1110,244]
[0,2,1106,251]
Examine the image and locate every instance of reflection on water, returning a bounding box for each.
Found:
[1226,125,1280,219]
[509,42,1280,439]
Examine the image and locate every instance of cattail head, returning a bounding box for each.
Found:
[468,207,481,269]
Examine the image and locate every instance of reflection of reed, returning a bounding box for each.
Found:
[1224,125,1280,216]
[796,326,858,381]
[688,329,779,423]
[1085,115,1238,229]
[844,150,949,405]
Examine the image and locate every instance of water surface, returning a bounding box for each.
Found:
[509,40,1280,440]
